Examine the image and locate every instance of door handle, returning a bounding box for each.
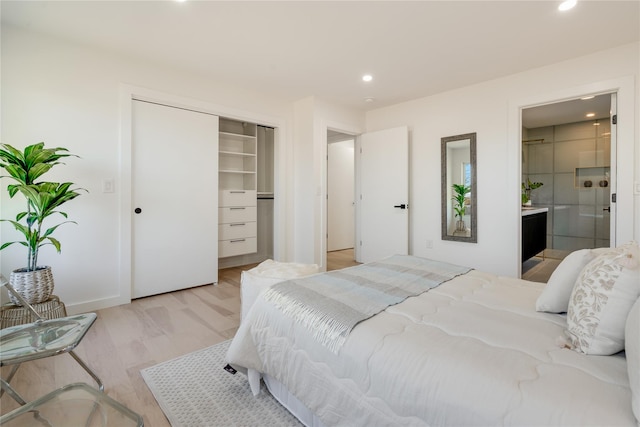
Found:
[135,208,142,214]
[603,206,611,212]
[394,204,407,210]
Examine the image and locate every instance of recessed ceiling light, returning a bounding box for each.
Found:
[364,97,375,103]
[586,113,595,118]
[558,0,577,11]
[362,75,373,82]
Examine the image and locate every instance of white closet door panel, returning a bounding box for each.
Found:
[132,100,218,298]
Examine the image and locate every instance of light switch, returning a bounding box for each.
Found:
[102,179,115,193]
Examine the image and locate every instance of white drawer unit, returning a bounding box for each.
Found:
[219,206,257,223]
[218,118,259,258]
[219,221,257,240]
[219,189,257,207]
[219,237,257,258]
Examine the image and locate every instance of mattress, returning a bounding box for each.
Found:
[227,265,635,426]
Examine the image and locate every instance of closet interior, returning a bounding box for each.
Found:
[218,117,274,269]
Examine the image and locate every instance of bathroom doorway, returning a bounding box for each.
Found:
[521,93,616,279]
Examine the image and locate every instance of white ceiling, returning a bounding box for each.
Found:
[522,93,613,128]
[2,1,639,114]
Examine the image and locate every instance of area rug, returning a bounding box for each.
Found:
[141,340,303,427]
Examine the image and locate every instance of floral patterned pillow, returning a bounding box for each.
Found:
[565,242,640,355]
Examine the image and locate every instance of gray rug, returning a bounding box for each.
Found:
[141,340,303,427]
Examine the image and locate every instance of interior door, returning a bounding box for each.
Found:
[607,92,617,246]
[357,126,409,263]
[132,100,218,298]
[327,139,355,251]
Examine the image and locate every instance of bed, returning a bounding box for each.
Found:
[226,245,640,426]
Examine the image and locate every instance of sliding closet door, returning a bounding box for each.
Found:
[132,100,218,298]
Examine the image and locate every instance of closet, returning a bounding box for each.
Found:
[218,119,258,257]
[218,118,274,268]
[132,103,275,298]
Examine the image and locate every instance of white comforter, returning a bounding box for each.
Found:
[226,269,635,426]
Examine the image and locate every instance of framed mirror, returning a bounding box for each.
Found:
[441,132,477,243]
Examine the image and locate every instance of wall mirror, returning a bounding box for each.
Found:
[441,132,477,243]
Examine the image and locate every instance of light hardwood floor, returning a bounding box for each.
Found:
[0,250,359,424]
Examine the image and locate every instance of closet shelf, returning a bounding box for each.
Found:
[219,150,256,157]
[219,131,257,141]
[219,169,256,174]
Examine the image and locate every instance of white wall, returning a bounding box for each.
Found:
[292,97,317,264]
[292,97,364,268]
[364,42,639,276]
[1,26,296,312]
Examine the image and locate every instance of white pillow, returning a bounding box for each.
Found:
[536,248,596,313]
[626,297,640,423]
[566,242,640,355]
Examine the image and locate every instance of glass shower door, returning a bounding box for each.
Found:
[553,118,611,253]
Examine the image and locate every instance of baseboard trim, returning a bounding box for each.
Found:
[66,295,131,315]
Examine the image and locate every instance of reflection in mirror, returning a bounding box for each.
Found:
[441,133,477,243]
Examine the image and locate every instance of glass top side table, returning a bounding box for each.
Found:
[0,382,143,426]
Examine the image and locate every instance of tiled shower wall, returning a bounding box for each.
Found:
[523,119,611,253]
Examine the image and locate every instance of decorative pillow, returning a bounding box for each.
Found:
[626,297,640,423]
[565,241,640,355]
[536,248,596,313]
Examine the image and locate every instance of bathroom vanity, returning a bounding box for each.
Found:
[522,207,548,262]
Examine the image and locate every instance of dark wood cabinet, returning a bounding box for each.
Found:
[522,211,547,262]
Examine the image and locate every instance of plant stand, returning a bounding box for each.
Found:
[0,295,67,328]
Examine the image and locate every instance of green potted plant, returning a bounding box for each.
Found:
[452,183,471,231]
[522,178,543,206]
[0,142,85,305]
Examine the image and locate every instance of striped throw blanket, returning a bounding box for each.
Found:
[261,255,472,353]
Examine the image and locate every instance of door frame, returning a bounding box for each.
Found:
[118,84,286,304]
[320,120,362,271]
[509,76,635,277]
